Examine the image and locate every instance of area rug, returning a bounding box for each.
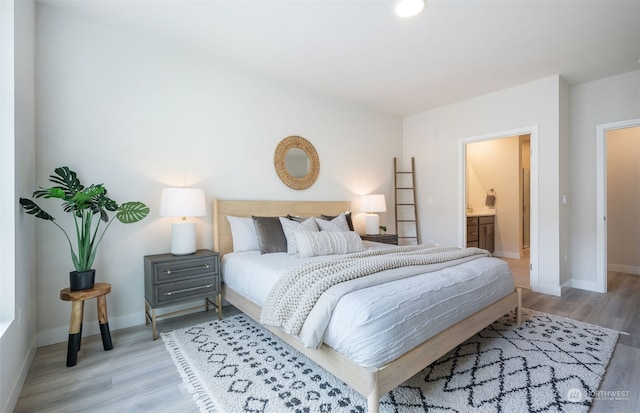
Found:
[162,309,618,413]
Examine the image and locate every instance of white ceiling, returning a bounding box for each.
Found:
[44,0,640,116]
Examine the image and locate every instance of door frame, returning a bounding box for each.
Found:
[595,118,640,293]
[458,125,539,289]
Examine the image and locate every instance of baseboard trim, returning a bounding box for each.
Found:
[532,281,562,296]
[38,301,214,346]
[607,263,640,275]
[38,312,141,347]
[569,278,604,293]
[493,250,522,259]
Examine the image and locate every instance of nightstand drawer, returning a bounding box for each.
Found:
[155,275,218,305]
[154,256,218,283]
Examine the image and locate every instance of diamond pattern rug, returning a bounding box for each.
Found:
[162,309,618,412]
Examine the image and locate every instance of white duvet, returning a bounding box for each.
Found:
[222,242,515,368]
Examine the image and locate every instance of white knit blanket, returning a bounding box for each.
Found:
[260,246,491,336]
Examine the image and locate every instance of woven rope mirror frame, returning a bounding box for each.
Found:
[274,136,320,190]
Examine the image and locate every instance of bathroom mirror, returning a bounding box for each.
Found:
[274,135,320,190]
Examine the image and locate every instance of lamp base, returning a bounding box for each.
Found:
[364,214,380,235]
[171,221,197,255]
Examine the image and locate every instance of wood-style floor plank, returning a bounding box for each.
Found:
[14,270,639,412]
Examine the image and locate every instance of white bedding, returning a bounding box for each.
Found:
[221,242,514,368]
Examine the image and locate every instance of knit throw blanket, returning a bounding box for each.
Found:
[260,246,491,336]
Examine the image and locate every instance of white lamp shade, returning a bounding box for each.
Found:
[159,188,206,218]
[360,194,387,213]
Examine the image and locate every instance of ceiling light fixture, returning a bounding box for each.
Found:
[395,0,425,18]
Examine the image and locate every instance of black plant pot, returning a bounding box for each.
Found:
[70,269,96,291]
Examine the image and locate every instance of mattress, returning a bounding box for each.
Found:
[221,243,515,368]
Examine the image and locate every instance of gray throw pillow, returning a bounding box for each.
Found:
[252,216,288,254]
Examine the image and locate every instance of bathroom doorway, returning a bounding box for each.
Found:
[461,129,535,289]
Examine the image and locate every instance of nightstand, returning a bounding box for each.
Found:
[144,249,221,339]
[360,234,399,245]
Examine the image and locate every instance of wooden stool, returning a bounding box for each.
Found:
[60,282,114,367]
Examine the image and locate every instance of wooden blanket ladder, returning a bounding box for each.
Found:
[394,157,421,245]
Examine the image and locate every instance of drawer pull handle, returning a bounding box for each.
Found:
[164,284,213,296]
[164,263,211,275]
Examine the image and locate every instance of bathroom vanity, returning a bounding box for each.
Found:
[466,213,495,253]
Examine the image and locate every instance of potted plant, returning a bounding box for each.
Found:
[20,166,150,291]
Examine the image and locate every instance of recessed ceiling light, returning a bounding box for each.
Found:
[395,0,425,18]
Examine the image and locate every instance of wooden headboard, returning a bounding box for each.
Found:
[213,199,351,257]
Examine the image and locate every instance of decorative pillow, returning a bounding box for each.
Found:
[278,216,319,255]
[295,231,365,258]
[321,212,354,231]
[315,213,350,232]
[226,215,259,252]
[252,216,288,254]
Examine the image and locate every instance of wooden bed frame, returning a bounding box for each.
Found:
[213,199,522,413]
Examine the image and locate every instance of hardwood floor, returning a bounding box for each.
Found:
[14,272,639,413]
[499,249,530,289]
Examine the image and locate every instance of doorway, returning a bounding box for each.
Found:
[596,119,640,293]
[458,126,539,290]
[465,135,531,288]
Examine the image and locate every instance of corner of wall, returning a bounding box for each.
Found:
[0,331,37,413]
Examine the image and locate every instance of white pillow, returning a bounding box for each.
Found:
[226,216,259,252]
[278,216,319,254]
[295,231,365,258]
[315,213,350,232]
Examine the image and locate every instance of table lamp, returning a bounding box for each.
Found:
[360,194,387,235]
[159,187,206,255]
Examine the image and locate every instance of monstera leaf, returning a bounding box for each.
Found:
[116,202,150,224]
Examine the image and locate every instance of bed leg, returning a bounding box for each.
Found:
[366,368,380,413]
[516,288,522,325]
[367,389,379,413]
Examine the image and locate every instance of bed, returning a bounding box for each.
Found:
[213,199,522,413]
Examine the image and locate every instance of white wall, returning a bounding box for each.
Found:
[606,126,640,273]
[403,75,566,295]
[34,4,402,346]
[570,70,640,290]
[0,1,37,412]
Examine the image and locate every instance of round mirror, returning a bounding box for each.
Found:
[285,148,310,178]
[274,136,320,190]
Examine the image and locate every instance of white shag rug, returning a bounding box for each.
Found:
[162,309,618,413]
